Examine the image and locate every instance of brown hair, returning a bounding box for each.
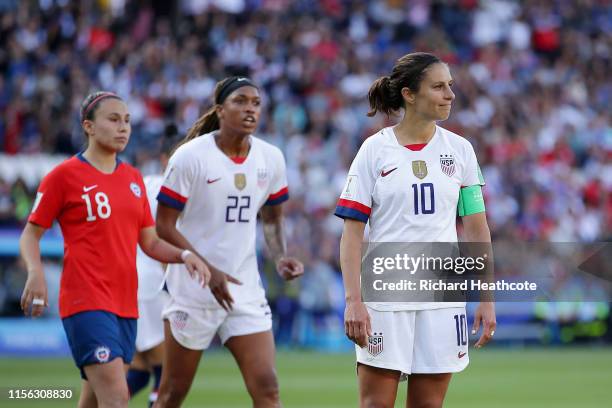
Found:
[81,91,122,122]
[80,91,122,140]
[367,52,442,117]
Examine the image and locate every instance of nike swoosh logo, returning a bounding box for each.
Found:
[458,351,467,359]
[381,167,398,177]
[83,185,98,192]
[207,178,221,184]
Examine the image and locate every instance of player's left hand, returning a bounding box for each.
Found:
[183,253,211,288]
[276,256,304,281]
[472,301,496,348]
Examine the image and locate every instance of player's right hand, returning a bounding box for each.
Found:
[344,300,372,348]
[20,272,48,317]
[183,252,211,288]
[208,267,242,311]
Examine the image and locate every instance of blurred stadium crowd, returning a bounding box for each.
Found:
[0,0,610,344]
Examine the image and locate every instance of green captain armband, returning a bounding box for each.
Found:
[458,185,485,216]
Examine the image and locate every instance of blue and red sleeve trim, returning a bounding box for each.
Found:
[265,186,289,206]
[334,198,371,223]
[157,186,187,211]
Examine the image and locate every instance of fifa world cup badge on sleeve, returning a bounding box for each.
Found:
[367,332,384,356]
[412,160,428,179]
[234,173,247,190]
[165,166,176,182]
[341,175,357,199]
[32,192,43,213]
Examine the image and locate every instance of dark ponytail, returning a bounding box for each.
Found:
[367,52,442,117]
[367,76,403,117]
[172,106,219,154]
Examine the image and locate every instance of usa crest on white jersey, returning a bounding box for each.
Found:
[440,154,456,177]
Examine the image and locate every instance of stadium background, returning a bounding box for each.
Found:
[0,0,610,406]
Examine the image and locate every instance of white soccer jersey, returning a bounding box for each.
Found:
[158,131,288,307]
[335,125,485,311]
[136,174,166,300]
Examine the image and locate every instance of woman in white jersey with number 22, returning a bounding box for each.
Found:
[335,53,496,408]
[153,77,303,408]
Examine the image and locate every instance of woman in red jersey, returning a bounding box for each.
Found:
[19,91,210,408]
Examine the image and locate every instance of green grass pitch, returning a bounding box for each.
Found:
[1,348,610,407]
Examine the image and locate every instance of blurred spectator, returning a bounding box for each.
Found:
[0,176,15,226]
[0,3,609,231]
[10,178,31,224]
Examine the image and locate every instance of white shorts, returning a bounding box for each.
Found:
[135,291,170,352]
[356,306,469,378]
[162,296,272,350]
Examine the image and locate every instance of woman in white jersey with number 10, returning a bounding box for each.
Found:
[153,76,304,408]
[335,52,496,408]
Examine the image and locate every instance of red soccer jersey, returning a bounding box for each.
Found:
[28,154,155,318]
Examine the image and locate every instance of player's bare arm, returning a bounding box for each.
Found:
[260,204,304,281]
[19,222,48,316]
[462,211,496,348]
[139,226,210,287]
[340,219,371,348]
[156,203,240,310]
